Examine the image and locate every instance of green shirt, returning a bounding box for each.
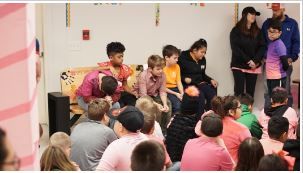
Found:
[237,104,263,139]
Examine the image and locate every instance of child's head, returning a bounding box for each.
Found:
[147,55,165,77]
[162,45,180,66]
[116,106,144,136]
[49,132,71,157]
[268,116,289,142]
[210,96,224,116]
[180,93,199,115]
[189,38,207,60]
[222,95,242,119]
[257,154,289,171]
[236,137,264,171]
[0,128,19,171]
[100,76,118,96]
[271,87,288,105]
[131,140,165,171]
[141,111,156,135]
[238,93,254,112]
[136,96,160,117]
[40,145,76,171]
[267,19,282,41]
[106,42,125,66]
[88,98,110,122]
[200,113,223,137]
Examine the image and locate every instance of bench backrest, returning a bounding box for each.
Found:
[60,65,143,104]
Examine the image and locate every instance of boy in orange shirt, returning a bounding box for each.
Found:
[163,45,183,115]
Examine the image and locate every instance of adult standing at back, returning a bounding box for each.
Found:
[230,6,266,98]
[261,3,300,107]
[178,38,218,120]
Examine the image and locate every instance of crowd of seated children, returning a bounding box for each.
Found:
[35,36,300,171]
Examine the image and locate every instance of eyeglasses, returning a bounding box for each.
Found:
[1,155,21,170]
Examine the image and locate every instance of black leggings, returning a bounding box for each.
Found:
[232,69,258,97]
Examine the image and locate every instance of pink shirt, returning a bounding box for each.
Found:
[96,132,148,171]
[221,116,251,163]
[76,70,120,103]
[258,107,298,139]
[260,138,284,155]
[133,69,166,97]
[181,136,233,171]
[146,135,172,166]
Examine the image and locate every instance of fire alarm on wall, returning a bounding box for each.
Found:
[82,29,90,40]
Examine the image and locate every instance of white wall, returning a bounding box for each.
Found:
[41,3,301,122]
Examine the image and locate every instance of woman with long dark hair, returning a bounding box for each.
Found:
[230,7,266,98]
[235,137,264,171]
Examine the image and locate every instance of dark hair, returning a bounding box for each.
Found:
[257,154,289,171]
[268,19,282,31]
[211,96,224,116]
[268,116,289,140]
[101,76,118,95]
[162,45,180,58]
[236,13,260,38]
[131,140,165,171]
[236,137,264,171]
[147,55,165,69]
[189,38,207,52]
[106,42,125,57]
[0,128,7,170]
[271,87,288,104]
[222,95,239,117]
[88,98,110,121]
[201,113,223,137]
[238,93,254,106]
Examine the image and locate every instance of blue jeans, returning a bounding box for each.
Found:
[263,64,293,107]
[267,77,287,97]
[167,161,180,171]
[196,83,216,120]
[167,87,182,114]
[286,65,293,107]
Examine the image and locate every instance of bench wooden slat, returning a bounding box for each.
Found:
[70,105,85,115]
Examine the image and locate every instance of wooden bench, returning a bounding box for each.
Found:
[293,79,300,109]
[60,65,144,127]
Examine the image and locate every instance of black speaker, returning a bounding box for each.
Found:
[48,92,70,136]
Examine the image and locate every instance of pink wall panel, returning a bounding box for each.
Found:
[0,3,39,170]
